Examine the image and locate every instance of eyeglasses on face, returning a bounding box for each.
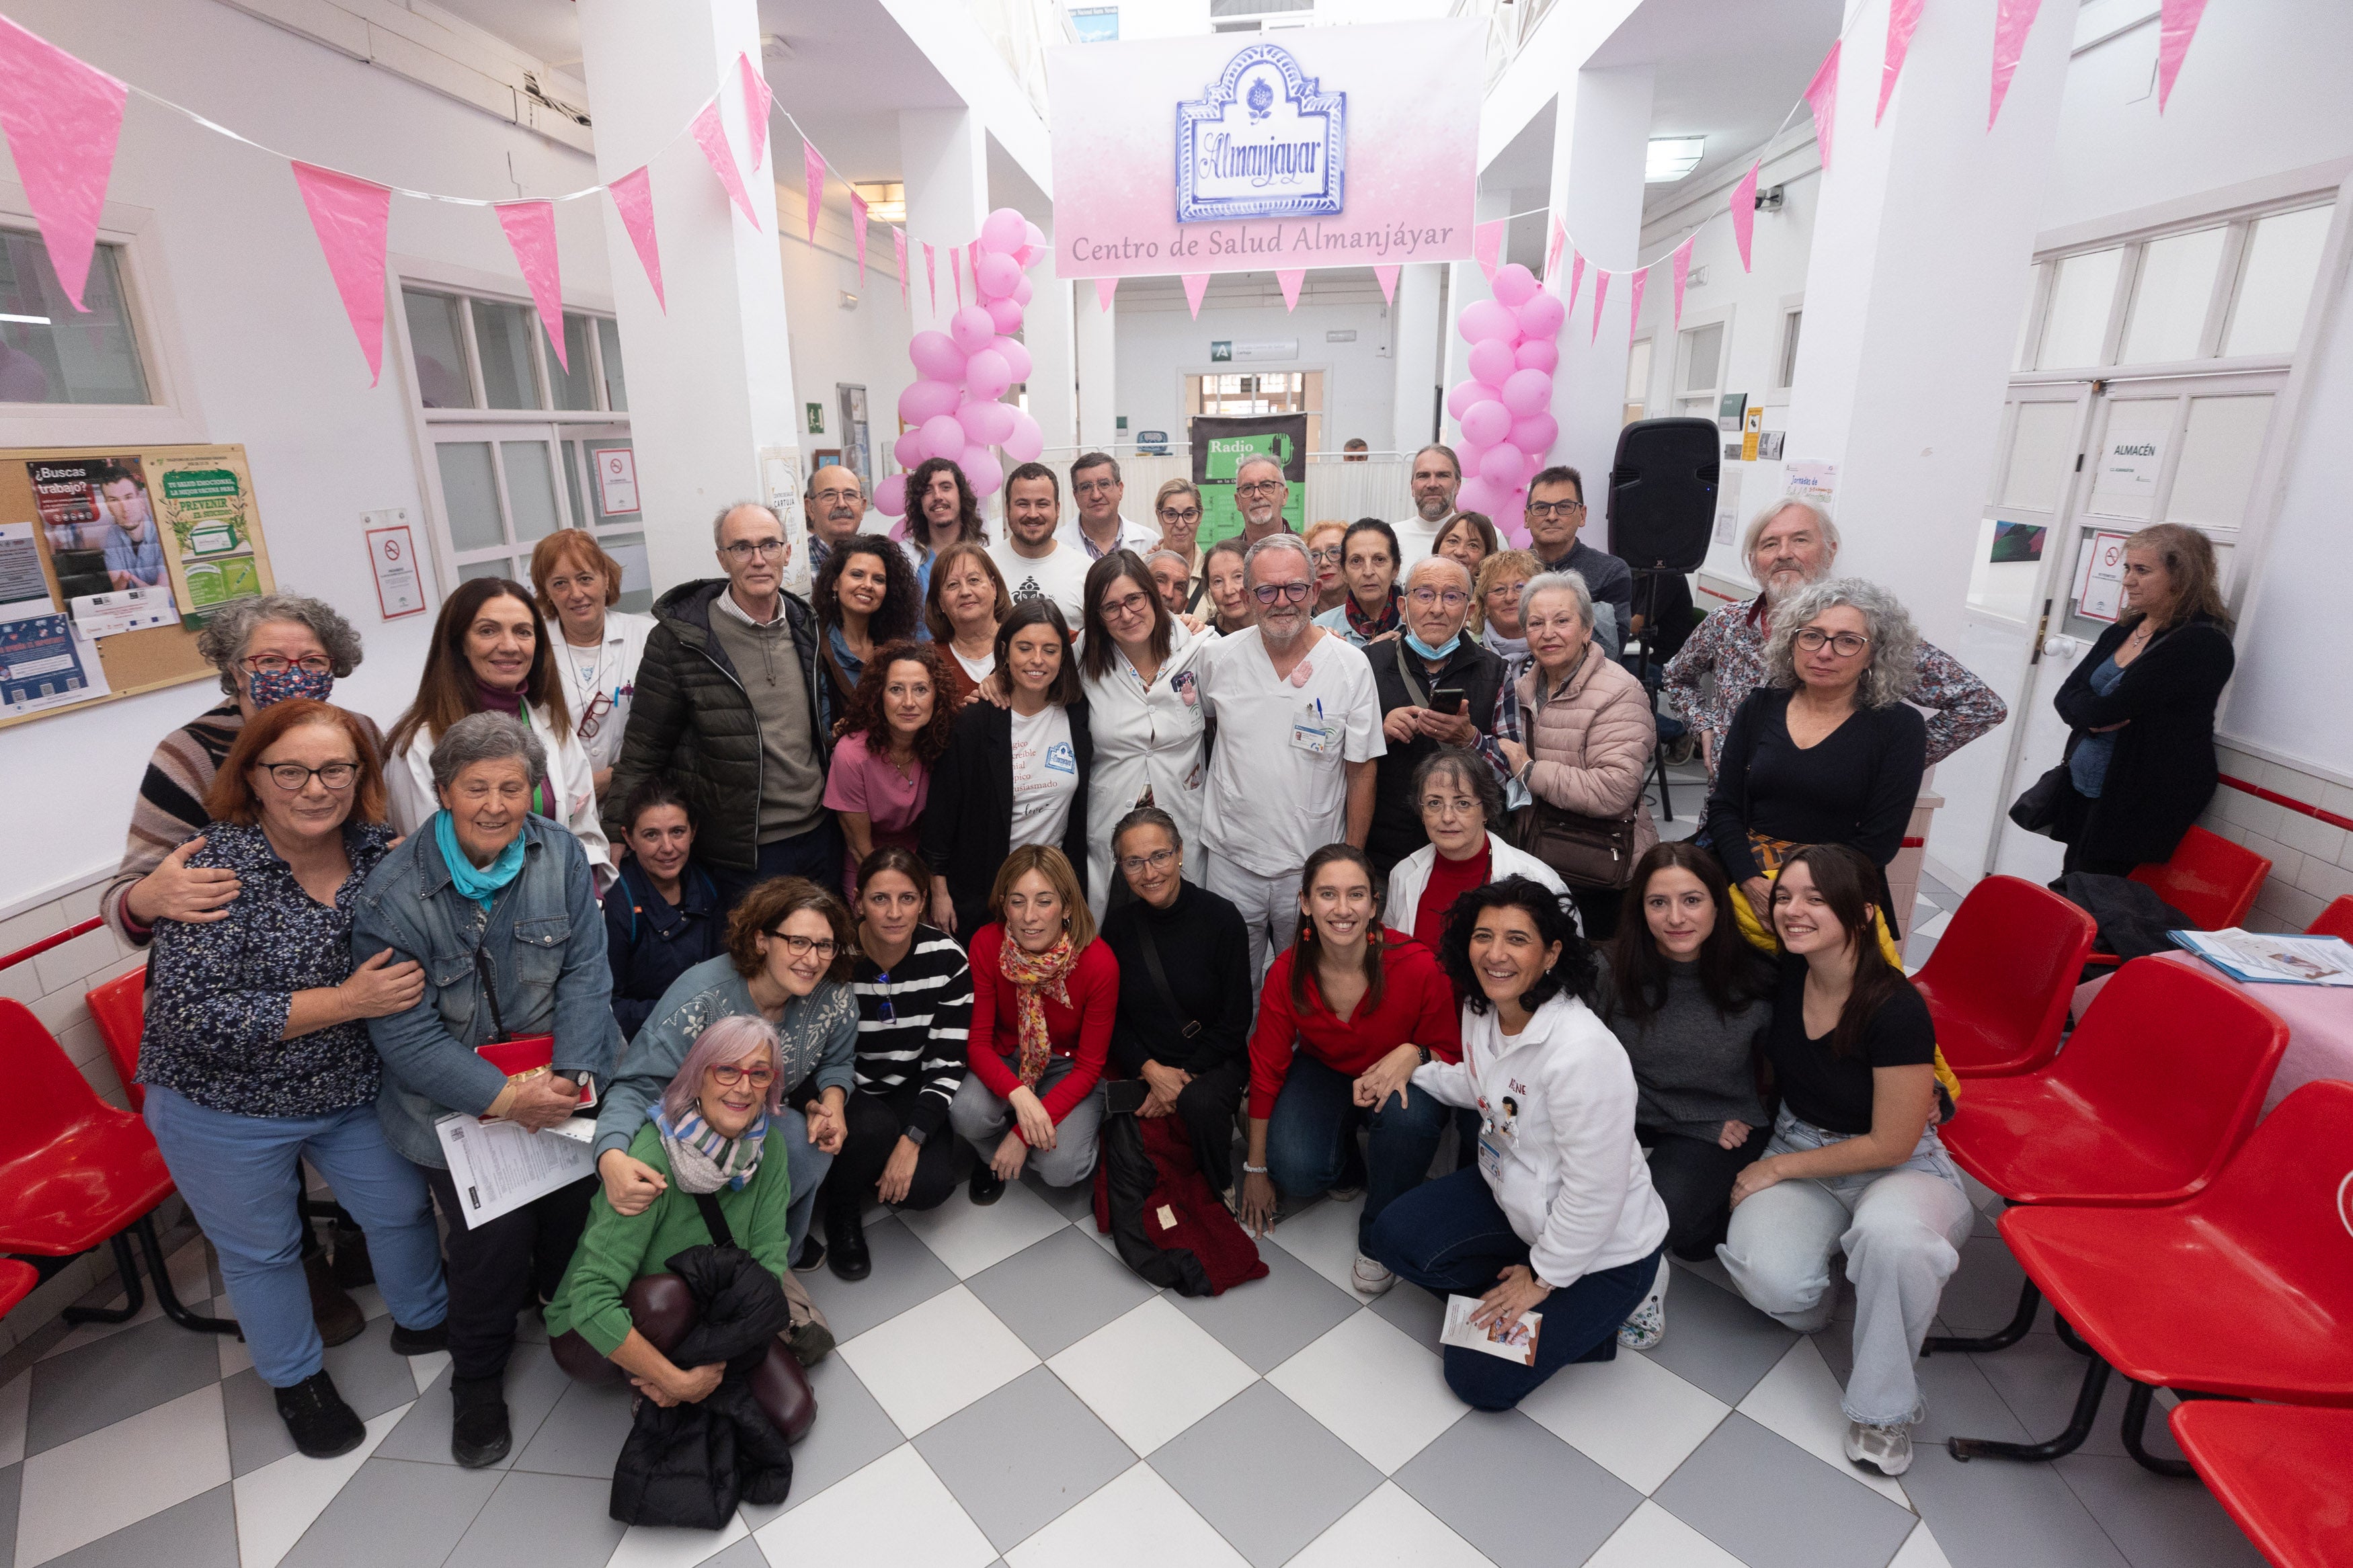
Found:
[722,538,789,561]
[1251,581,1313,605]
[1118,847,1179,876]
[1158,507,1202,525]
[812,487,863,505]
[1525,499,1586,520]
[1408,587,1470,609]
[242,654,334,675]
[1101,590,1154,620]
[1307,546,1343,565]
[1794,628,1872,657]
[257,761,358,791]
[1074,479,1119,497]
[707,1063,778,1088]
[766,930,838,960]
[1234,479,1283,497]
[1419,794,1481,818]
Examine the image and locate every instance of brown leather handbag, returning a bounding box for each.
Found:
[1510,797,1640,890]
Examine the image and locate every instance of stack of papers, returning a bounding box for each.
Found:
[2172,928,2353,987]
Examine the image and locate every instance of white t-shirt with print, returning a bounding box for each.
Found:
[1196,626,1384,877]
[988,538,1092,632]
[1008,702,1079,850]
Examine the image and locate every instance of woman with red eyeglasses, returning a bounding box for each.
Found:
[532,530,655,803]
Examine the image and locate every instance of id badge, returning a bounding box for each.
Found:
[1476,1130,1505,1182]
[1291,701,1337,755]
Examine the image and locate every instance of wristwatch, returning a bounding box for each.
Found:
[1416,1046,1433,1067]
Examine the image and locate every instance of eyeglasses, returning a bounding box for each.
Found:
[811,487,863,505]
[1252,581,1313,605]
[1794,628,1872,657]
[1235,480,1283,497]
[1307,547,1343,565]
[1526,500,1586,520]
[575,690,614,741]
[1408,587,1470,609]
[1101,590,1154,620]
[767,930,839,960]
[257,761,358,791]
[707,1063,778,1088]
[722,538,789,561]
[869,971,898,1024]
[1118,847,1179,876]
[1158,507,1202,525]
[1074,479,1119,497]
[1487,581,1525,600]
[1419,794,1482,819]
[241,654,334,675]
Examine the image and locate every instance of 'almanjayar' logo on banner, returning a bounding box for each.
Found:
[1176,43,1345,223]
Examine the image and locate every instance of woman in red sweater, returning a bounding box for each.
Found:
[949,844,1119,1201]
[1240,844,1462,1297]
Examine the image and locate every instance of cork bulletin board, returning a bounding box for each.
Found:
[0,444,275,731]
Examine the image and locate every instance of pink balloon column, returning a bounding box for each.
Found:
[877,206,1047,523]
[1446,263,1566,547]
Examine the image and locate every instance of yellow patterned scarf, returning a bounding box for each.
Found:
[998,932,1079,1087]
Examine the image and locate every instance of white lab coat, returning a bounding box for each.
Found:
[1411,992,1669,1288]
[386,700,616,896]
[1382,832,1567,935]
[1078,620,1210,919]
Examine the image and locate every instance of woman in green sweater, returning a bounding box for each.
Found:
[546,1014,794,1408]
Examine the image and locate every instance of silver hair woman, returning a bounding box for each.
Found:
[1763,578,1921,710]
[428,710,548,796]
[194,592,367,700]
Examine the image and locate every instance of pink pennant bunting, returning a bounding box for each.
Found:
[1989,0,2044,128]
[1731,163,1760,272]
[690,102,760,228]
[0,15,128,313]
[606,166,664,312]
[951,248,963,308]
[1566,251,1586,316]
[739,54,774,171]
[1544,216,1566,286]
[801,139,825,244]
[851,190,869,286]
[1878,0,1923,125]
[495,200,567,372]
[924,241,936,317]
[1671,238,1694,331]
[1474,220,1505,284]
[1804,42,1841,171]
[1277,269,1306,311]
[1094,276,1118,313]
[290,161,393,384]
[1589,269,1611,343]
[893,226,909,311]
[1626,267,1648,345]
[2157,0,2210,111]
[1373,265,1400,306]
[1182,273,1211,319]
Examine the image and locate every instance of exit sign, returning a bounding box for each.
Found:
[805,402,825,434]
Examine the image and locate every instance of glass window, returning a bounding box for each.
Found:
[597,318,628,411]
[1622,338,1651,424]
[2167,395,2273,527]
[459,558,515,585]
[553,313,598,410]
[1778,309,1803,388]
[2120,226,2225,366]
[436,442,504,551]
[401,288,474,409]
[2000,401,2079,512]
[500,440,562,542]
[2013,263,2043,372]
[472,298,542,409]
[2224,204,2334,357]
[589,438,641,521]
[2087,399,2175,522]
[1679,323,1723,394]
[598,529,653,614]
[0,231,151,405]
[2037,247,2122,368]
[561,439,586,530]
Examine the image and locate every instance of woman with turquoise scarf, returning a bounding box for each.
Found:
[354,712,621,1471]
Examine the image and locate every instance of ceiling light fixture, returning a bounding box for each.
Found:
[854,182,906,224]
[1645,136,1706,183]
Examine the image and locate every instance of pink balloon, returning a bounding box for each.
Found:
[1491,263,1538,308]
[964,349,1012,399]
[898,377,961,423]
[1445,379,1483,421]
[1460,399,1512,448]
[1501,368,1553,417]
[909,331,965,382]
[1003,409,1045,464]
[1516,292,1566,340]
[961,447,1004,496]
[992,336,1033,384]
[1458,298,1516,343]
[959,399,1019,445]
[1012,276,1035,306]
[1514,339,1559,374]
[987,297,1025,333]
[982,208,1028,254]
[975,251,1021,298]
[1455,476,1505,518]
[949,306,996,354]
[1509,413,1558,454]
[875,472,908,516]
[920,414,967,462]
[1503,522,1533,548]
[1454,442,1488,479]
[1025,218,1046,252]
[893,429,926,468]
[1481,443,1530,489]
[1468,338,1516,389]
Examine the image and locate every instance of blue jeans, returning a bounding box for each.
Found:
[776,1106,833,1256]
[145,1086,448,1388]
[1370,1165,1661,1410]
[1264,1054,1448,1251]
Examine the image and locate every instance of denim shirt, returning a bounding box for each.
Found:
[352,814,621,1167]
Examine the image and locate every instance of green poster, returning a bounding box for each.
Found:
[1190,414,1308,546]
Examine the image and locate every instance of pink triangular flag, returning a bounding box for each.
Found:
[851,190,870,286]
[606,166,664,311]
[1277,269,1305,311]
[2157,0,2210,111]
[495,200,567,372]
[1565,251,1586,315]
[739,54,774,171]
[1373,265,1400,305]
[1094,276,1117,313]
[1878,0,1924,125]
[290,161,393,384]
[924,241,937,317]
[951,247,963,308]
[1589,269,1611,343]
[893,226,909,310]
[1989,0,2044,128]
[1731,163,1760,272]
[1804,42,1841,171]
[1474,220,1505,284]
[1544,216,1566,286]
[1626,267,1648,344]
[801,139,825,244]
[690,102,760,227]
[1182,273,1211,319]
[1671,238,1694,331]
[0,16,128,313]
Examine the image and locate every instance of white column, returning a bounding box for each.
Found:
[1780,0,2072,650]
[1074,284,1117,454]
[576,0,800,594]
[898,110,990,336]
[1544,64,1653,549]
[1390,262,1445,456]
[1025,229,1078,457]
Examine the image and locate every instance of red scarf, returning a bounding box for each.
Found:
[1344,587,1402,641]
[999,932,1080,1087]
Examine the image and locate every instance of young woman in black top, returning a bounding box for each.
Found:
[1714,844,1972,1482]
[602,776,723,1038]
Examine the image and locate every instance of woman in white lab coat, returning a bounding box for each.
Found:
[1076,550,1209,920]
[1362,873,1668,1411]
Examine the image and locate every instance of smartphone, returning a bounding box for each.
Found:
[1431,686,1468,713]
[1105,1079,1150,1116]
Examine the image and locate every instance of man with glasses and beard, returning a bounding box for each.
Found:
[1232,454,1296,548]
[1390,444,1463,571]
[1195,533,1384,982]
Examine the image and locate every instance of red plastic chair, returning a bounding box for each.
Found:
[0,1260,39,1318]
[85,967,148,1111]
[2085,825,2272,971]
[0,999,235,1337]
[1946,1081,2353,1473]
[2169,1402,2353,1568]
[2307,896,2353,944]
[1910,876,2096,1077]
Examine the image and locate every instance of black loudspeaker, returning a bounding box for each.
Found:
[1606,417,1719,573]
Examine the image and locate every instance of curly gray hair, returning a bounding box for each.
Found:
[428,711,547,795]
[1763,577,1920,708]
[194,593,364,698]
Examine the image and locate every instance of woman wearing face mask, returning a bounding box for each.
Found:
[813,536,924,731]
[603,777,724,1039]
[922,541,1012,708]
[385,577,613,890]
[814,847,974,1278]
[1078,551,1208,921]
[530,530,655,802]
[1314,518,1406,647]
[1202,537,1255,638]
[825,642,956,895]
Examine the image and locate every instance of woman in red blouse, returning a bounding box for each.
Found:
[948,844,1119,1200]
[1240,844,1461,1297]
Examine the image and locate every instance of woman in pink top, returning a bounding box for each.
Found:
[826,641,955,895]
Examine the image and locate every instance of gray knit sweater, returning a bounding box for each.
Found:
[1595,960,1771,1140]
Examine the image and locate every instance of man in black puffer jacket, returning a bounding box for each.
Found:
[604,502,837,912]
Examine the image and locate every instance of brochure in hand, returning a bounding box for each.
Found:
[1441,1294,1542,1366]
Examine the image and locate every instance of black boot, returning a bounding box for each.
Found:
[826,1202,871,1282]
[388,1319,449,1356]
[274,1370,365,1459]
[328,1217,375,1288]
[793,1232,826,1274]
[969,1164,1006,1206]
[449,1374,511,1469]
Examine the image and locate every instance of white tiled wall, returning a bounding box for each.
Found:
[2200,745,2353,933]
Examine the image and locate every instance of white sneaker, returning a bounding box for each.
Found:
[1617,1256,1671,1350]
[1351,1252,1396,1297]
[1843,1418,1915,1477]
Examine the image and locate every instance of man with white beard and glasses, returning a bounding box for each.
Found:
[1390,444,1463,571]
[1232,454,1296,549]
[804,466,914,585]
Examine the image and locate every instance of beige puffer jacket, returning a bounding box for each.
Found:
[1519,641,1660,856]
